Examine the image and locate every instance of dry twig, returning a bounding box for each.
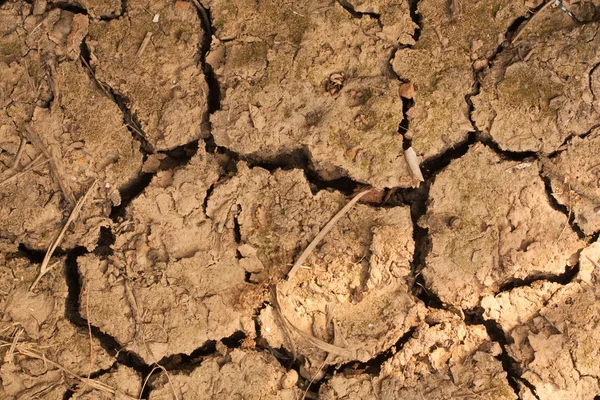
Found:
[30,180,97,291]
[287,189,372,279]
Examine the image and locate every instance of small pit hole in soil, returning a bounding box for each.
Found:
[48,1,88,15]
[94,226,115,258]
[16,243,46,264]
[109,172,153,220]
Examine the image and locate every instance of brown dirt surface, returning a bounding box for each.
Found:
[544,127,600,235]
[391,0,531,159]
[420,143,581,309]
[4,0,600,399]
[473,20,600,153]
[320,312,516,399]
[87,0,209,151]
[0,255,116,399]
[261,198,425,377]
[149,348,301,399]
[206,0,417,188]
[0,3,143,252]
[482,243,600,399]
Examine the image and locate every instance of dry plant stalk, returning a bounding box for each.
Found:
[0,339,137,399]
[287,189,372,279]
[512,0,554,43]
[0,154,49,187]
[30,180,98,291]
[404,147,424,182]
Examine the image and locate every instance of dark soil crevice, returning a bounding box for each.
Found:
[337,0,381,21]
[79,40,154,155]
[337,326,418,377]
[540,173,587,239]
[63,247,153,378]
[193,1,221,113]
[465,309,540,400]
[47,1,88,15]
[497,258,581,293]
[407,0,422,42]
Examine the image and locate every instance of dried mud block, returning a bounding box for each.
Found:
[420,144,581,309]
[87,0,208,151]
[0,255,114,399]
[320,314,516,400]
[0,4,143,252]
[392,0,531,159]
[481,281,563,332]
[77,149,254,363]
[258,196,426,377]
[473,22,600,153]
[149,349,301,399]
[504,279,600,400]
[544,128,600,235]
[206,0,417,188]
[48,0,123,19]
[72,365,141,399]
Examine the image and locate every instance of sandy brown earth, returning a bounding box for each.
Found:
[1,0,600,399]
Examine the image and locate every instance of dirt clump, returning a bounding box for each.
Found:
[86,0,209,151]
[149,348,300,399]
[0,255,116,399]
[261,198,426,377]
[473,21,600,153]
[543,127,600,235]
[0,2,143,253]
[206,0,417,188]
[391,0,531,159]
[482,243,600,399]
[320,311,516,399]
[420,143,581,309]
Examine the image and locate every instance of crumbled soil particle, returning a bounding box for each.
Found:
[149,348,301,399]
[320,312,516,399]
[262,199,426,377]
[0,255,114,399]
[391,0,531,159]
[420,143,581,309]
[473,21,600,153]
[87,0,209,151]
[487,245,600,400]
[0,3,143,252]
[206,0,417,188]
[543,128,600,235]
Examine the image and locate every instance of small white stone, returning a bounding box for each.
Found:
[265,327,271,332]
[105,182,111,189]
[368,323,374,328]
[153,13,160,23]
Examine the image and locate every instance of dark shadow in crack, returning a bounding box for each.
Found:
[465,308,540,400]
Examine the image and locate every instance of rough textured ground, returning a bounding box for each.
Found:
[2,0,600,399]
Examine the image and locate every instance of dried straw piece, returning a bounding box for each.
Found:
[287,189,372,280]
[30,180,97,291]
[404,147,424,182]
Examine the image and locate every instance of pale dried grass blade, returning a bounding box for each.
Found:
[287,189,372,280]
[404,147,424,182]
[283,316,355,358]
[30,180,97,291]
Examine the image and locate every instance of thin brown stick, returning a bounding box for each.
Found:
[287,189,372,279]
[30,180,97,291]
[0,339,137,399]
[0,154,48,187]
[283,315,355,358]
[5,327,24,364]
[136,32,153,57]
[271,285,297,361]
[24,126,74,203]
[9,137,27,172]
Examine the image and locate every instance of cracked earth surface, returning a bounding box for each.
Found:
[1,0,600,399]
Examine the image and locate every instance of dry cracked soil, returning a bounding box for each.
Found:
[1,0,600,399]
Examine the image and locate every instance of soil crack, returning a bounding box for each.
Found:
[465,309,541,400]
